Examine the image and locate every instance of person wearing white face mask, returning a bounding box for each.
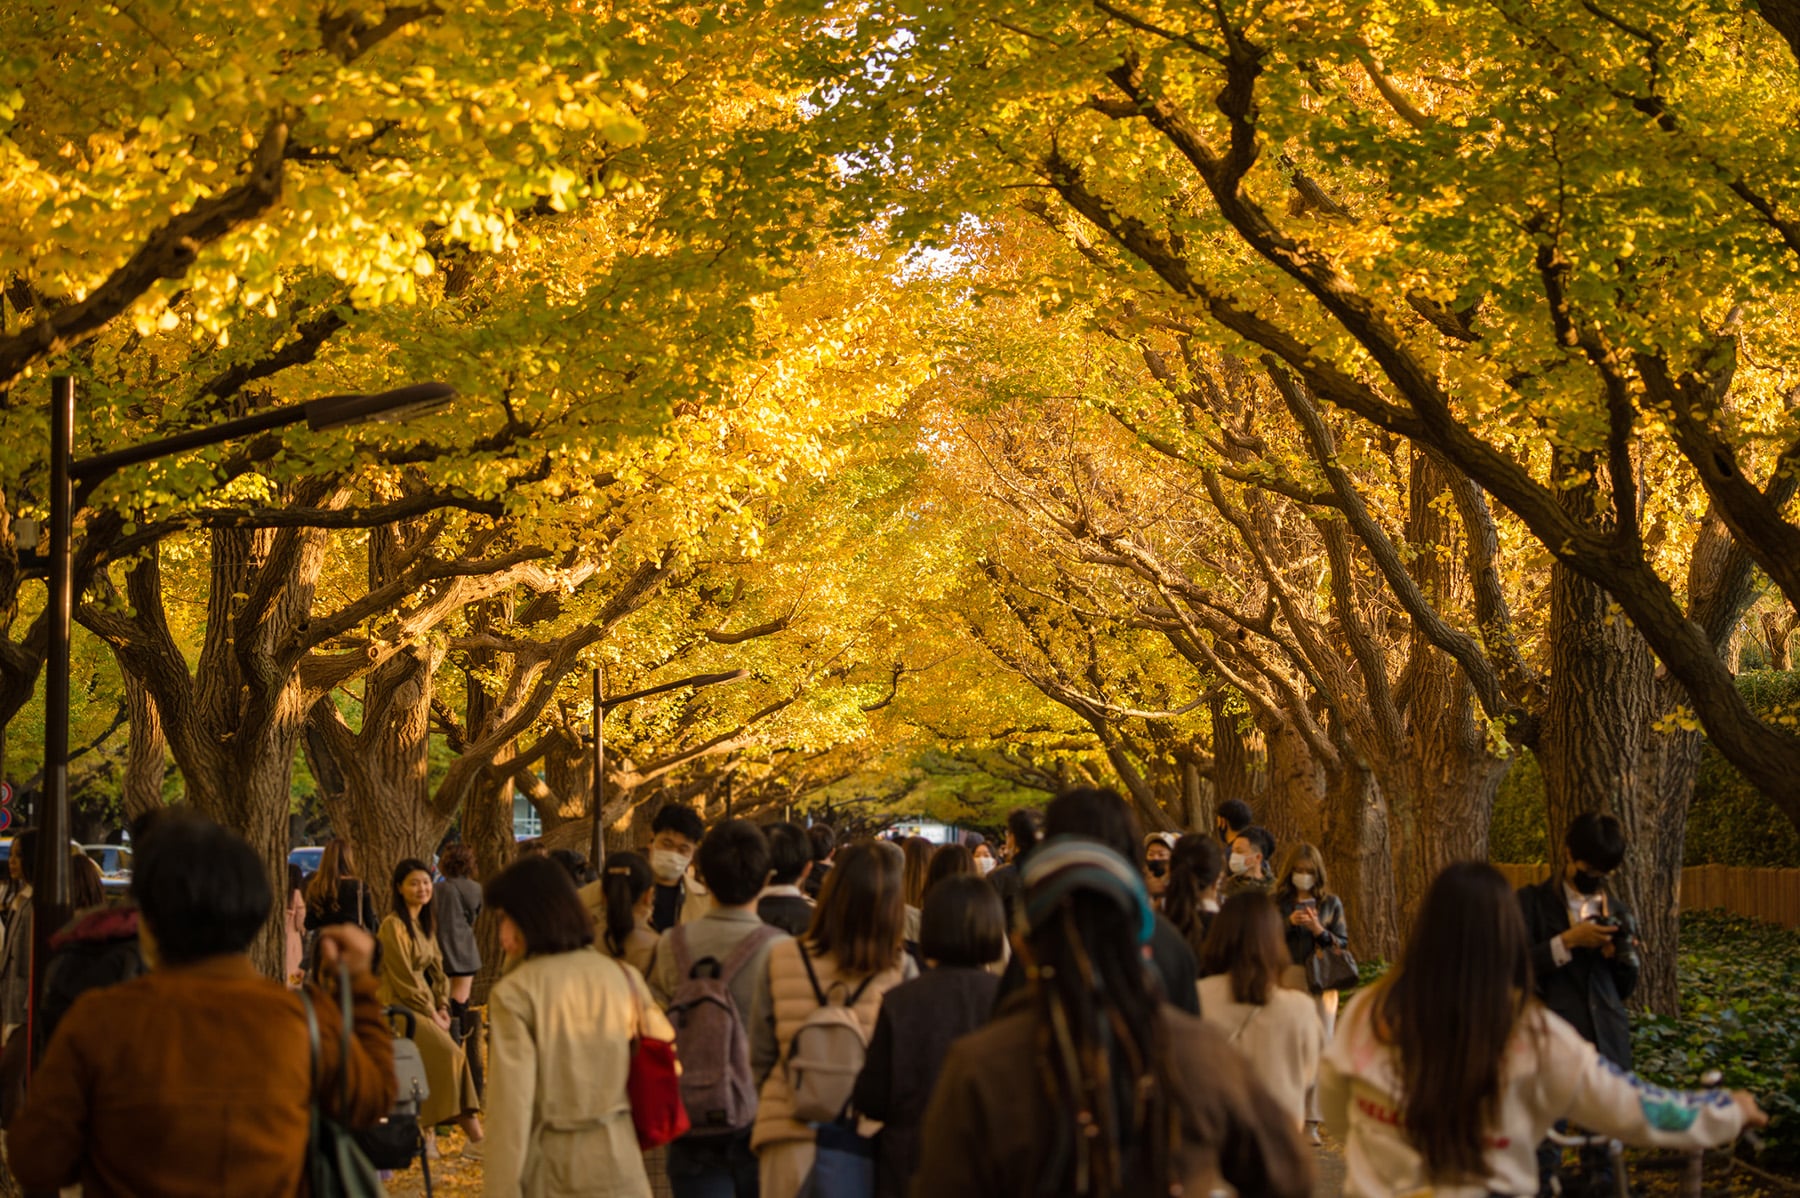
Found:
[1274,843,1350,1145]
[971,840,997,876]
[645,803,713,933]
[1221,830,1273,899]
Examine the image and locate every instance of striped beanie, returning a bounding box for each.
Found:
[1021,836,1155,946]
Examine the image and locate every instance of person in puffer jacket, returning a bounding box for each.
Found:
[1321,863,1765,1198]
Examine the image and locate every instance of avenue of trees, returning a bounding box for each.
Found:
[3,0,1800,1010]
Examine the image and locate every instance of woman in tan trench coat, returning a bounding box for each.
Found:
[483,855,665,1198]
[377,858,484,1157]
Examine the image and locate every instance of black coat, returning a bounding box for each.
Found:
[994,910,1200,1016]
[1517,878,1639,1069]
[758,893,814,937]
[852,966,1001,1198]
[1275,892,1348,967]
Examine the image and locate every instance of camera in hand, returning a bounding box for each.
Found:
[1589,911,1640,970]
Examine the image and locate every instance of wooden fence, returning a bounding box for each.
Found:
[1493,863,1800,929]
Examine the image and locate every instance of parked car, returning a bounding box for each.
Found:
[82,844,133,895]
[288,846,325,876]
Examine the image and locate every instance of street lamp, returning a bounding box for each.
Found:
[29,375,454,1070]
[586,667,751,867]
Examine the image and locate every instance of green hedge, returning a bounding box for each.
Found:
[1488,671,1800,868]
[1633,912,1800,1170]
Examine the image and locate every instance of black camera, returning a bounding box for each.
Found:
[1591,911,1640,970]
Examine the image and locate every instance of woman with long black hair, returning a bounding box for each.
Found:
[910,836,1311,1198]
[1322,862,1765,1196]
[376,857,483,1159]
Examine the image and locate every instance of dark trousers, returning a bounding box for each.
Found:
[668,1130,759,1198]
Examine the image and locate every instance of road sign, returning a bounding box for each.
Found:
[0,809,14,833]
[0,782,13,807]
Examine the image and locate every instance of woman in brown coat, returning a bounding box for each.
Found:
[8,812,396,1197]
[750,841,910,1198]
[909,836,1313,1198]
[378,857,484,1157]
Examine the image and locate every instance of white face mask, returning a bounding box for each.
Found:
[975,856,996,876]
[1292,873,1317,893]
[650,849,691,884]
[1228,853,1250,876]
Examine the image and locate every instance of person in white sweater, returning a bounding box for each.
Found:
[1321,863,1765,1198]
[1197,892,1323,1129]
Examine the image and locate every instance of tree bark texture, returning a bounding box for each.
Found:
[121,667,166,821]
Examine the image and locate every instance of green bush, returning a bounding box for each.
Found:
[1686,672,1800,868]
[1486,671,1800,869]
[1633,912,1800,1170]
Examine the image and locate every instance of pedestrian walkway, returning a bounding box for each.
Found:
[386,1129,1349,1196]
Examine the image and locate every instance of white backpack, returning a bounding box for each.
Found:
[783,943,876,1124]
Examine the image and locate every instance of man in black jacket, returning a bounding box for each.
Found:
[1518,811,1640,1195]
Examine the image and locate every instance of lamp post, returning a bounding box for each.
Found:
[585,667,751,867]
[29,376,454,1071]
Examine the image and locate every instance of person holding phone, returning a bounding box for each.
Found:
[1273,843,1348,1145]
[1517,812,1641,1193]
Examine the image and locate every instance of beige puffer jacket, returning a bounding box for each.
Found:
[749,938,905,1151]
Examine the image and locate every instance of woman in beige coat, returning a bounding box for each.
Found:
[1197,892,1323,1129]
[750,841,909,1198]
[483,855,666,1198]
[377,858,483,1156]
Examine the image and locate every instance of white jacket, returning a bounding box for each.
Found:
[1322,986,1746,1197]
[1198,974,1323,1128]
[485,948,674,1198]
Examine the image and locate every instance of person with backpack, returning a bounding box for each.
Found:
[911,837,1313,1198]
[1198,893,1323,1130]
[649,820,788,1198]
[749,841,910,1198]
[851,875,1005,1198]
[484,854,665,1198]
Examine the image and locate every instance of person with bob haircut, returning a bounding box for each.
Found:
[1323,862,1765,1196]
[378,857,483,1158]
[911,837,1311,1198]
[852,875,1005,1198]
[8,811,396,1196]
[484,854,668,1198]
[1198,893,1323,1130]
[750,841,910,1198]
[652,819,786,1198]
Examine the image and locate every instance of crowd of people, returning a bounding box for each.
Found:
[0,791,1769,1198]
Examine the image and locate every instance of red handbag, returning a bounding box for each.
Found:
[616,957,690,1148]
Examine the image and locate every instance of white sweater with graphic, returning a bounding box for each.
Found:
[1321,986,1746,1197]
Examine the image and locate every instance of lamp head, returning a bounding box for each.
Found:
[304,382,455,431]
